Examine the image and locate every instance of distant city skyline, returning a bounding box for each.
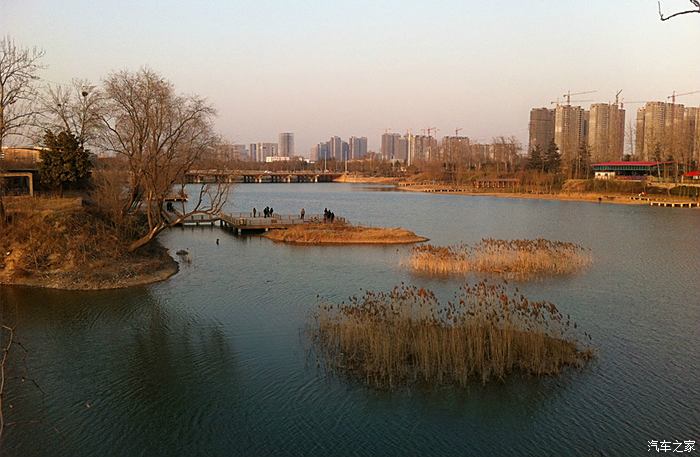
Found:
[3,0,700,155]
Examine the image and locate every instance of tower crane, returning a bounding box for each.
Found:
[668,90,700,104]
[550,99,594,106]
[620,100,646,110]
[615,90,623,107]
[563,90,597,105]
[455,128,463,137]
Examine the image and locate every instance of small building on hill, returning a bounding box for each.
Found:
[0,146,44,164]
[592,161,674,181]
[683,171,700,182]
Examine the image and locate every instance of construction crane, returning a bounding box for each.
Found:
[426,127,437,137]
[620,99,646,110]
[455,128,463,137]
[668,90,700,104]
[563,90,597,105]
[550,99,594,106]
[614,90,623,106]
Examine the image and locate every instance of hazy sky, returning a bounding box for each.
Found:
[2,0,699,155]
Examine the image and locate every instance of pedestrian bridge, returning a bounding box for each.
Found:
[168,211,341,234]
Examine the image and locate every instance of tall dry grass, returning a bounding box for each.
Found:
[265,222,427,244]
[409,239,591,279]
[312,281,593,388]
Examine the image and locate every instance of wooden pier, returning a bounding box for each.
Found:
[165,209,347,234]
[219,212,323,234]
[649,201,699,208]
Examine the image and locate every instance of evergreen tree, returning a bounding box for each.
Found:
[527,145,543,171]
[544,140,561,173]
[39,130,92,192]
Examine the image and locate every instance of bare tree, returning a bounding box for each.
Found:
[99,68,229,252]
[0,37,44,150]
[0,37,45,221]
[39,79,105,148]
[658,0,700,20]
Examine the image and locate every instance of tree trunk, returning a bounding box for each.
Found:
[128,222,167,253]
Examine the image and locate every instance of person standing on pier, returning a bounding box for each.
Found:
[253,207,257,218]
[300,208,305,220]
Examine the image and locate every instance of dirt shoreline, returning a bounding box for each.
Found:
[0,244,179,291]
[333,174,401,184]
[0,196,180,291]
[397,186,672,206]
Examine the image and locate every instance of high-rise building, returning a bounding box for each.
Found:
[635,102,690,161]
[396,136,408,162]
[329,136,343,161]
[687,107,700,163]
[232,144,248,161]
[528,108,555,154]
[381,133,401,160]
[250,142,278,162]
[249,143,258,162]
[441,136,471,165]
[312,142,331,162]
[588,103,625,162]
[278,132,294,157]
[554,105,588,170]
[349,136,368,159]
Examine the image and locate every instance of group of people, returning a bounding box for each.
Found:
[323,208,336,223]
[252,206,274,218]
[249,206,336,222]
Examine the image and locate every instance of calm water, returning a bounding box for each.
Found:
[2,184,699,457]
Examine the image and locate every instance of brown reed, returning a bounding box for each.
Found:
[312,281,593,389]
[409,238,591,279]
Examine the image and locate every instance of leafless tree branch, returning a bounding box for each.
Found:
[658,0,700,20]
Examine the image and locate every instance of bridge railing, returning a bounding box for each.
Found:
[219,212,329,226]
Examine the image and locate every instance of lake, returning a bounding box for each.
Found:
[2,183,699,456]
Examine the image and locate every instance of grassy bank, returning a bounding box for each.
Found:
[0,196,178,290]
[409,239,591,279]
[313,281,593,388]
[264,222,428,245]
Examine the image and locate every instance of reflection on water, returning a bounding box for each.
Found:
[2,183,699,457]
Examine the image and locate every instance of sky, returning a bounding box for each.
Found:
[2,0,700,155]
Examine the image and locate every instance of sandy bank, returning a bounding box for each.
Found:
[333,174,401,184]
[397,186,671,206]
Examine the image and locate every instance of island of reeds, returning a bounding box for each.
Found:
[408,239,591,279]
[264,221,428,245]
[312,281,593,388]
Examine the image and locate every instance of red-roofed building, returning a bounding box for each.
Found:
[592,161,674,180]
[683,171,700,181]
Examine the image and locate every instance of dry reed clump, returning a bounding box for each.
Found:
[409,239,591,279]
[312,281,593,389]
[265,222,427,245]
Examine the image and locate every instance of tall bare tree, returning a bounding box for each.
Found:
[0,37,44,151]
[99,68,229,252]
[39,79,105,149]
[0,37,44,221]
[658,0,700,20]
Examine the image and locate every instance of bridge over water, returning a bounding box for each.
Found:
[185,170,342,184]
